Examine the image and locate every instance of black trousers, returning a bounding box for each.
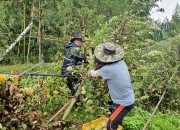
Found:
[67,77,79,95]
[107,103,134,130]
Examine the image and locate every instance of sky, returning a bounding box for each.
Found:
[150,0,180,21]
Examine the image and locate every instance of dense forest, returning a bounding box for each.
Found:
[0,0,180,130]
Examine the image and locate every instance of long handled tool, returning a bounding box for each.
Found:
[18,61,44,76]
[0,72,81,78]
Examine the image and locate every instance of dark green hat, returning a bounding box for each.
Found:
[70,34,85,42]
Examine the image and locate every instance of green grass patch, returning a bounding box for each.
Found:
[123,107,180,130]
[0,63,35,72]
[0,63,62,74]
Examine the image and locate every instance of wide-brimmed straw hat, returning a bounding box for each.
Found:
[70,34,85,42]
[94,42,124,63]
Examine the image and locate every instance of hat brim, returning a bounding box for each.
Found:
[70,38,85,42]
[94,43,124,63]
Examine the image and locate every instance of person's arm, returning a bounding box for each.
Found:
[89,70,101,77]
[74,54,86,61]
[71,48,86,61]
[89,65,111,80]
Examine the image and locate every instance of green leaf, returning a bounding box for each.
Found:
[31,121,37,125]
[0,123,2,129]
[22,123,27,129]
[133,82,143,90]
[2,127,6,130]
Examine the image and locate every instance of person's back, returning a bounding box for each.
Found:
[98,60,135,106]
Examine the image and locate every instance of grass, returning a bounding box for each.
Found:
[0,63,35,72]
[0,63,62,74]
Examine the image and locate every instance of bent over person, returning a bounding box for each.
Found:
[89,42,135,130]
[61,34,86,95]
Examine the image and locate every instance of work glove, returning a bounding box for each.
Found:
[88,70,97,77]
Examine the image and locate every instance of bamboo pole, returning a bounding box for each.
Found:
[61,91,80,120]
[45,98,73,125]
[142,86,167,130]
[27,0,34,63]
[0,33,68,43]
[61,75,87,120]
[23,3,26,62]
[142,65,179,130]
[17,20,23,57]
[38,0,42,63]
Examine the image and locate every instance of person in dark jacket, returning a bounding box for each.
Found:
[61,34,86,95]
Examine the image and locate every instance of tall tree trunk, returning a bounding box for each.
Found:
[80,16,85,36]
[17,20,23,58]
[38,0,42,63]
[27,0,34,63]
[23,3,26,63]
[79,11,85,36]
[63,15,67,36]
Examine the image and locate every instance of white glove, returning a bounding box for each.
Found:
[88,70,97,77]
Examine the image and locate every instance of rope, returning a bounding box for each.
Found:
[0,33,68,43]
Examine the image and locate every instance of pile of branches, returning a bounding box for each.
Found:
[0,76,42,129]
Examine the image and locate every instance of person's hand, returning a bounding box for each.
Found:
[82,54,86,60]
[74,54,86,61]
[88,70,97,77]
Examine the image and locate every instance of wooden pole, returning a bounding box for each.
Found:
[61,92,80,120]
[38,0,42,63]
[45,98,73,125]
[142,65,178,130]
[142,86,167,130]
[27,0,34,63]
[61,75,87,120]
[23,3,26,62]
[45,74,87,125]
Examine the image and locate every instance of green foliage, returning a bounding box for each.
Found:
[0,50,179,129]
[152,4,180,41]
[172,4,180,26]
[87,3,179,112]
[127,35,180,111]
[123,107,180,130]
[0,0,160,64]
[0,0,180,129]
